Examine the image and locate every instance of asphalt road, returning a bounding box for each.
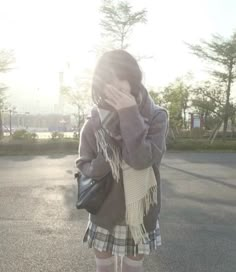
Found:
[0,152,236,272]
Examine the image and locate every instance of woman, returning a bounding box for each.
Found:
[76,50,168,272]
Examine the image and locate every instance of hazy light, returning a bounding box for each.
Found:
[0,0,236,113]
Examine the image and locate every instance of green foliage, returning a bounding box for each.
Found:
[51,131,64,140]
[62,82,91,112]
[191,81,224,129]
[162,78,191,129]
[191,80,236,132]
[167,139,236,151]
[0,86,7,110]
[175,128,206,139]
[0,140,79,155]
[0,49,15,109]
[190,128,205,138]
[11,129,38,141]
[149,90,163,106]
[177,129,191,138]
[187,33,236,72]
[0,49,15,73]
[100,0,147,49]
[1,138,236,155]
[73,132,80,139]
[62,74,92,133]
[187,32,236,137]
[0,49,15,138]
[30,132,38,140]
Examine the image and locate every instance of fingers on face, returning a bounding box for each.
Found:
[105,85,121,100]
[104,98,117,108]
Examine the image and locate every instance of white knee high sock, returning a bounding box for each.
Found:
[95,256,115,272]
[122,256,144,272]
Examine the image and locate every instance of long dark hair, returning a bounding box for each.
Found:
[92,50,143,107]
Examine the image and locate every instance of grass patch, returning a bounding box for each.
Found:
[168,138,236,151]
[0,138,79,156]
[0,138,236,156]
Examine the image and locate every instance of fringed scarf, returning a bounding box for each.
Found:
[94,89,158,244]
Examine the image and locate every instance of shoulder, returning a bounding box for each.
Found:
[149,105,169,136]
[81,107,100,136]
[80,118,93,136]
[152,105,169,123]
[142,93,168,125]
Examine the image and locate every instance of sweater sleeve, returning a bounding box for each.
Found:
[118,105,168,170]
[75,120,111,179]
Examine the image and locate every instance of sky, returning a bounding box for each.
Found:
[0,0,236,114]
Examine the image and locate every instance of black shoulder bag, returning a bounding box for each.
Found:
[75,171,113,215]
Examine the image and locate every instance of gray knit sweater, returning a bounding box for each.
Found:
[76,93,168,232]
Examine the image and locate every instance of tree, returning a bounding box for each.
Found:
[191,81,225,130]
[149,89,163,106]
[187,33,236,139]
[0,86,7,138]
[62,77,92,133]
[100,0,147,50]
[0,49,15,138]
[162,79,191,130]
[0,49,14,72]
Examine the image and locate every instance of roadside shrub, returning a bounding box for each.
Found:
[30,132,38,140]
[73,132,79,139]
[0,137,236,156]
[190,128,205,138]
[178,129,191,138]
[11,129,38,141]
[51,131,64,140]
[167,138,236,151]
[0,140,79,155]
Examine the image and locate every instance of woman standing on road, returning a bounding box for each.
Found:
[76,50,168,272]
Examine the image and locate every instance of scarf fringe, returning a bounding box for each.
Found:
[126,186,158,244]
[95,129,121,182]
[129,224,147,245]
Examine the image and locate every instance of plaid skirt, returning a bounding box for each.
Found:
[83,219,161,257]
